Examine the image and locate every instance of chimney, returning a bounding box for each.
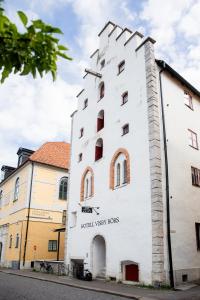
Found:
[1,165,16,181]
[17,148,34,167]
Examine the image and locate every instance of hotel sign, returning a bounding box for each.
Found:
[81,217,120,229]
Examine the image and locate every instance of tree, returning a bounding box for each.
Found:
[0,2,72,83]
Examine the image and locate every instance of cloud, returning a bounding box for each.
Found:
[0,74,79,168]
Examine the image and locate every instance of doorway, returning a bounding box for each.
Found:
[92,235,106,278]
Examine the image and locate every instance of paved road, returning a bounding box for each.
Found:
[0,272,128,300]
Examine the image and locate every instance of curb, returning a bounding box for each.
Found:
[0,270,140,299]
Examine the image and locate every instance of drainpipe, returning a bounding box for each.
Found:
[23,162,34,266]
[159,64,174,288]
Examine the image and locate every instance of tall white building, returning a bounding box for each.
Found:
[65,21,200,286]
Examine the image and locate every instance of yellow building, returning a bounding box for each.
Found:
[0,142,70,269]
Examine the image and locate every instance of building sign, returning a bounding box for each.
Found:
[81,206,93,213]
[81,217,119,229]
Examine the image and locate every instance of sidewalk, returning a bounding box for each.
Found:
[0,268,200,300]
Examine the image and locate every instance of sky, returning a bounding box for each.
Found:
[1,0,200,168]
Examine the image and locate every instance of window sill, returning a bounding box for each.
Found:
[59,198,67,201]
[122,132,129,136]
[185,104,194,111]
[97,97,104,102]
[117,70,124,76]
[114,182,128,190]
[48,250,57,252]
[189,145,199,150]
[121,101,128,106]
[13,199,18,203]
[95,157,104,163]
[84,196,93,201]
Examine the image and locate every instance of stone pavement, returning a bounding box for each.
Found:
[0,268,200,300]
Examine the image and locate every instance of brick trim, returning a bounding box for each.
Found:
[80,167,94,201]
[109,148,130,190]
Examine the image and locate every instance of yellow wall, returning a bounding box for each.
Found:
[0,161,68,266]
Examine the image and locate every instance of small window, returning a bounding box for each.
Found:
[191,167,200,187]
[83,99,88,110]
[48,240,57,252]
[195,223,200,250]
[99,82,105,100]
[79,128,84,138]
[122,124,129,136]
[62,210,66,225]
[100,59,105,69]
[89,176,92,197]
[71,211,77,227]
[97,110,104,132]
[78,153,83,162]
[118,60,125,74]
[85,178,89,198]
[122,92,128,105]
[184,91,193,109]
[188,129,198,149]
[59,177,68,200]
[116,163,120,187]
[9,235,12,248]
[14,177,19,201]
[95,138,103,161]
[15,234,19,248]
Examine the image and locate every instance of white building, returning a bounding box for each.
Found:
[65,21,200,287]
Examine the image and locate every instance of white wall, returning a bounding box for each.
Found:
[66,24,154,284]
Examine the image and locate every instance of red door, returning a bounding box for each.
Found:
[125,264,139,282]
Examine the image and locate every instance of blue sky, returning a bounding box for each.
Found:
[1,0,200,168]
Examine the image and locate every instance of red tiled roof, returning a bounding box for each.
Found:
[30,142,70,169]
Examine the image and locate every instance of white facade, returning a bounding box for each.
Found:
[66,22,200,286]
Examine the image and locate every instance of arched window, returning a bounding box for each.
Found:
[116,163,121,186]
[59,177,68,200]
[15,234,19,248]
[80,167,94,201]
[99,82,104,100]
[97,110,104,132]
[14,178,19,201]
[9,235,12,248]
[123,160,127,184]
[110,148,130,190]
[95,138,103,161]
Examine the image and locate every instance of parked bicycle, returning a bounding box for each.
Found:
[40,261,53,274]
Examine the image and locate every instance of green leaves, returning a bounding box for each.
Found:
[0,8,72,83]
[18,11,28,27]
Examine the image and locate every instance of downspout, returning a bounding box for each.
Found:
[18,221,24,268]
[23,162,34,266]
[159,64,174,288]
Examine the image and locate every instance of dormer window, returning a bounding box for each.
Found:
[184,91,193,109]
[118,60,125,74]
[83,99,88,110]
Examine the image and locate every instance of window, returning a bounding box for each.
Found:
[100,59,105,69]
[14,177,19,201]
[97,110,104,132]
[79,127,84,138]
[15,234,19,248]
[78,153,83,162]
[116,163,120,186]
[122,92,128,105]
[95,138,103,161]
[59,177,68,200]
[184,91,193,109]
[195,223,200,250]
[83,99,88,110]
[62,210,66,225]
[99,82,105,100]
[188,129,198,149]
[191,167,200,187]
[9,235,12,248]
[123,160,127,184]
[80,167,94,201]
[71,211,77,227]
[48,240,57,252]
[118,60,125,74]
[122,124,129,135]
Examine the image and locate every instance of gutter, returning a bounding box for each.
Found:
[23,162,34,266]
[158,64,174,288]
